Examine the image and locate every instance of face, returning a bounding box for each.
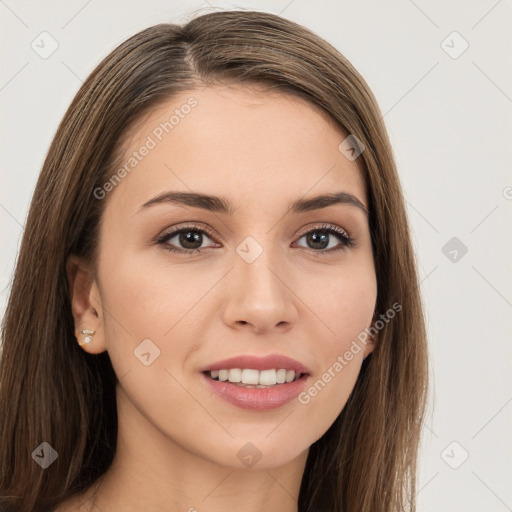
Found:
[70,83,377,470]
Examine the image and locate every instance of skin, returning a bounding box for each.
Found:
[61,84,377,512]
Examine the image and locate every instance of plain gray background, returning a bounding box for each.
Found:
[1,1,511,510]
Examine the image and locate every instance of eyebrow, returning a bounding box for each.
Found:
[138,190,369,216]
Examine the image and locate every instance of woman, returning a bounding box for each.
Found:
[0,9,428,512]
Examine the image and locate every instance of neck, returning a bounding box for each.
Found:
[91,385,308,512]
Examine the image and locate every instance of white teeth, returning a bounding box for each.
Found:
[285,370,295,383]
[208,368,301,386]
[259,369,276,386]
[276,369,286,384]
[228,368,242,383]
[241,369,259,385]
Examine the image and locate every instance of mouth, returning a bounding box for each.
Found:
[202,368,308,388]
[199,354,311,410]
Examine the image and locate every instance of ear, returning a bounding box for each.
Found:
[66,254,107,354]
[363,333,377,359]
[362,313,379,359]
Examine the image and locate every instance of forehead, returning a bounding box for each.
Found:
[107,84,367,213]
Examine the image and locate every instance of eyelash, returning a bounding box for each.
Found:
[156,223,356,256]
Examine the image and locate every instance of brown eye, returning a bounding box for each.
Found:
[157,225,218,254]
[156,223,355,256]
[294,224,355,253]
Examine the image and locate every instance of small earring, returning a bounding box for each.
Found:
[76,329,95,346]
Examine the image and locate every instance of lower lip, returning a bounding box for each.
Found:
[201,372,309,411]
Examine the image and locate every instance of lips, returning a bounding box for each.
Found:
[200,354,311,374]
[199,353,311,410]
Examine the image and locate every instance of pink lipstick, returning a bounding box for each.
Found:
[200,354,310,411]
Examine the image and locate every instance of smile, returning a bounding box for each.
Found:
[206,368,304,387]
[199,353,311,410]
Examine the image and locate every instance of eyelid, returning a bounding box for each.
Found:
[155,222,219,245]
[156,221,355,254]
[296,222,349,238]
[293,222,355,252]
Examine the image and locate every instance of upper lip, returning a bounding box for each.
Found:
[201,354,311,374]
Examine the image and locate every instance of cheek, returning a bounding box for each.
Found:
[292,262,376,424]
[96,243,229,385]
[100,260,172,334]
[298,258,377,345]
[97,226,202,327]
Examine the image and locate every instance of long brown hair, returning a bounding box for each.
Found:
[0,9,428,512]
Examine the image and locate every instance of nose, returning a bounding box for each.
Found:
[221,248,298,335]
